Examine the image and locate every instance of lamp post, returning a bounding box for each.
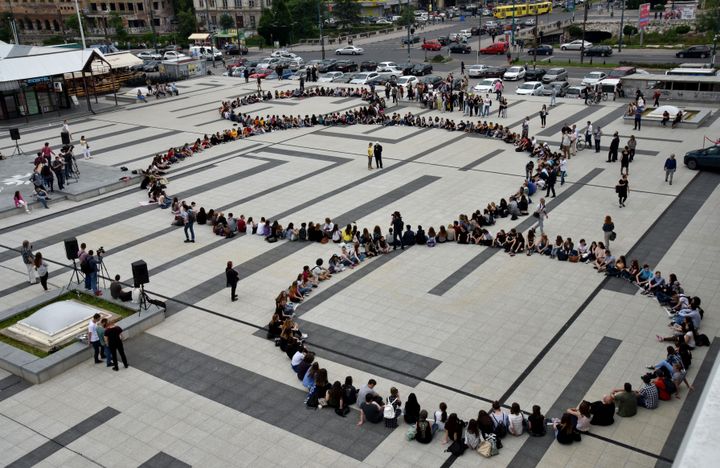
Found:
[510,0,516,46]
[476,0,483,64]
[580,0,588,63]
[618,0,625,52]
[533,2,539,68]
[317,0,325,60]
[73,0,86,48]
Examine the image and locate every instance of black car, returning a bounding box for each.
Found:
[402,35,421,44]
[334,60,358,73]
[676,45,711,59]
[400,62,417,75]
[527,44,553,56]
[142,60,160,72]
[583,45,613,57]
[412,63,433,76]
[449,43,472,54]
[524,67,547,81]
[368,75,398,86]
[360,60,377,71]
[470,26,480,35]
[420,74,443,88]
[225,44,249,55]
[481,66,507,78]
[316,60,338,73]
[437,36,451,46]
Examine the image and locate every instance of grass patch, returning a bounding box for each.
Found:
[0,291,135,358]
[430,54,453,63]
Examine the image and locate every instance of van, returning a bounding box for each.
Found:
[459,29,472,39]
[189,45,223,60]
[608,66,636,79]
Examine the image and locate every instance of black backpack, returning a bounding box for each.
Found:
[492,413,508,439]
[695,334,710,347]
[80,258,92,274]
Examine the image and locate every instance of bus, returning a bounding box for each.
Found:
[665,68,718,77]
[493,2,552,19]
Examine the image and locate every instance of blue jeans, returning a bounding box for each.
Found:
[91,340,103,362]
[104,345,111,366]
[90,271,98,292]
[184,222,195,241]
[84,271,92,289]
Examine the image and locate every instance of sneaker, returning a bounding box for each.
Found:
[646,365,655,370]
[184,239,191,243]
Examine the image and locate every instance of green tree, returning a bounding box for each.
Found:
[64,12,86,32]
[108,11,129,44]
[258,0,293,45]
[397,5,416,27]
[219,13,235,31]
[696,0,719,33]
[288,0,324,39]
[334,0,361,29]
[0,15,13,42]
[176,9,198,42]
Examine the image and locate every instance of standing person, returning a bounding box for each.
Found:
[561,131,571,159]
[103,319,128,371]
[367,142,374,170]
[593,125,602,153]
[521,116,530,138]
[620,146,631,176]
[21,240,36,284]
[539,105,548,128]
[373,142,383,169]
[616,176,629,208]
[183,203,196,243]
[34,252,49,291]
[602,216,615,248]
[652,88,662,107]
[51,155,65,190]
[545,167,557,198]
[88,314,104,364]
[534,198,548,234]
[559,155,568,186]
[243,68,250,83]
[391,211,404,250]
[256,75,262,92]
[460,60,465,75]
[584,121,593,150]
[86,250,102,296]
[664,154,677,185]
[634,106,642,131]
[627,135,637,162]
[80,136,91,160]
[96,318,111,367]
[226,261,239,302]
[299,74,305,92]
[61,119,71,145]
[550,85,557,107]
[608,132,620,162]
[41,163,54,192]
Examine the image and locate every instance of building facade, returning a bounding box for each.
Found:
[83,0,176,37]
[192,0,272,33]
[1,0,77,44]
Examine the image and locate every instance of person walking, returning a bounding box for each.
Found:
[103,319,128,371]
[616,176,629,208]
[608,132,620,162]
[391,211,404,250]
[545,167,557,198]
[61,119,71,145]
[634,106,642,131]
[593,125,602,153]
[373,142,383,169]
[183,203,196,243]
[88,314,104,364]
[620,147,630,176]
[80,136,91,160]
[21,240,36,284]
[550,86,557,107]
[652,89,661,108]
[34,252,49,291]
[539,105,548,128]
[627,135,637,162]
[534,198,548,235]
[460,60,465,75]
[367,142,374,170]
[602,216,615,248]
[664,154,677,185]
[226,261,239,302]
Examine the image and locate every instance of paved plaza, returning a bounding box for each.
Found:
[0,76,718,468]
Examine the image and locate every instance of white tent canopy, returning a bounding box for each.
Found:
[0,42,105,83]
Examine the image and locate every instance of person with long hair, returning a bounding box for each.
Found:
[13,191,30,213]
[464,419,482,449]
[554,413,579,444]
[415,410,434,444]
[403,393,420,425]
[527,405,546,436]
[34,252,49,290]
[566,401,592,433]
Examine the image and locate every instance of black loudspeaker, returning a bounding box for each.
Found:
[60,131,70,145]
[9,128,20,141]
[131,260,149,287]
[64,238,79,260]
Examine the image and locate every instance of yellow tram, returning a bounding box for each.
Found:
[493,1,553,19]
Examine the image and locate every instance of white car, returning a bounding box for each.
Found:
[380,66,403,77]
[503,66,526,81]
[467,64,489,77]
[581,71,607,86]
[398,75,418,86]
[560,40,592,51]
[162,51,187,60]
[319,71,345,82]
[473,78,502,93]
[516,81,545,96]
[335,45,364,55]
[376,18,393,25]
[137,51,161,60]
[566,86,585,99]
[271,50,298,58]
[350,72,379,84]
[377,61,398,72]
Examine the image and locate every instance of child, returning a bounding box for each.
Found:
[14,191,30,213]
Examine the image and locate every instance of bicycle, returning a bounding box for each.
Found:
[575,139,586,151]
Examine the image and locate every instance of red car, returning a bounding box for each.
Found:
[421,40,442,51]
[249,68,272,79]
[480,42,509,55]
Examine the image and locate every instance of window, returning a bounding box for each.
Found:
[249,15,255,28]
[119,3,124,10]
[234,0,241,7]
[236,15,243,27]
[209,0,215,6]
[153,18,160,26]
[248,0,254,7]
[128,3,133,10]
[90,3,97,10]
[153,2,158,9]
[222,0,227,8]
[109,2,116,10]
[137,2,143,11]
[100,2,106,9]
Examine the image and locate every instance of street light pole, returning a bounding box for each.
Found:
[580,0,588,64]
[533,2,539,68]
[476,0,483,64]
[511,0,516,46]
[317,0,325,60]
[618,0,625,52]
[73,0,86,48]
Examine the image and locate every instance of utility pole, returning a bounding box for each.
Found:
[405,0,411,61]
[317,0,325,60]
[147,0,158,54]
[510,0,516,46]
[533,2,538,68]
[618,0,625,52]
[712,6,719,66]
[476,0,483,64]
[580,0,588,63]
[73,0,86,48]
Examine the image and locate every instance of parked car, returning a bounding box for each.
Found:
[398,75,419,86]
[583,45,613,57]
[524,67,547,81]
[542,81,570,96]
[684,144,720,170]
[411,63,433,76]
[608,66,636,78]
[468,64,490,77]
[560,40,592,51]
[503,66,526,81]
[565,86,585,99]
[542,67,568,83]
[162,51,186,60]
[360,61,377,71]
[225,44,249,55]
[479,66,507,78]
[474,78,503,93]
[142,60,160,72]
[137,51,162,60]
[516,81,544,95]
[249,68,273,79]
[377,61,399,72]
[319,71,345,82]
[349,71,379,84]
[676,45,711,59]
[527,44,553,56]
[334,60,358,73]
[470,26,480,35]
[449,43,472,54]
[368,74,398,86]
[522,18,536,27]
[335,45,364,55]
[480,42,508,55]
[437,36,451,46]
[317,60,338,73]
[270,49,298,58]
[420,74,444,88]
[402,35,421,44]
[581,71,607,86]
[266,69,294,80]
[421,40,442,51]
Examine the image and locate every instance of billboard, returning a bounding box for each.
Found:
[638,3,650,29]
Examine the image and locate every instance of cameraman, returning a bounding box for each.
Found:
[61,145,75,179]
[86,249,103,296]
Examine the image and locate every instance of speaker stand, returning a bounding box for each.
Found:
[65,260,83,291]
[10,141,25,158]
[138,284,149,315]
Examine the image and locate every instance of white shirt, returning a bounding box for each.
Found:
[88,320,98,342]
[434,410,446,431]
[508,413,524,435]
[291,351,304,367]
[560,159,568,172]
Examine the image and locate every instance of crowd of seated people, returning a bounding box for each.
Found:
[146,82,179,99]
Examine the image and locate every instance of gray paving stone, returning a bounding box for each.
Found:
[139,451,191,468]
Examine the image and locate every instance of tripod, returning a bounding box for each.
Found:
[10,141,25,158]
[138,284,149,314]
[65,259,84,291]
[98,260,111,290]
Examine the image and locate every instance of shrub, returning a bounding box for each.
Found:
[430,54,450,63]
[623,25,638,36]
[674,24,691,34]
[567,25,583,38]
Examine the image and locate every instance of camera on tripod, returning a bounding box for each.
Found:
[97,246,106,256]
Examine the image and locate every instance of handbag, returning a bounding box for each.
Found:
[478,440,492,458]
[532,211,540,218]
[609,231,617,241]
[568,255,580,263]
[406,426,416,441]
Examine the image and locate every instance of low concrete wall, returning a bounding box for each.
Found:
[0,288,165,384]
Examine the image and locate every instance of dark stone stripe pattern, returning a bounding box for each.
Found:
[459,149,505,171]
[130,334,392,461]
[6,407,120,468]
[139,451,191,468]
[0,375,31,402]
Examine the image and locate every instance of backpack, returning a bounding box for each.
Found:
[383,397,397,419]
[406,426,417,441]
[80,258,92,274]
[695,333,710,347]
[492,413,508,439]
[478,434,499,457]
[664,377,677,395]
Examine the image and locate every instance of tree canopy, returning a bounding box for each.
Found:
[333,0,361,29]
[258,0,326,45]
